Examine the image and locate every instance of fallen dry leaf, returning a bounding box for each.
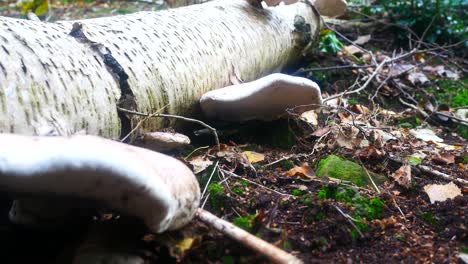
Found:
[344,45,362,55]
[431,153,455,165]
[354,34,371,45]
[300,110,319,126]
[409,128,443,143]
[309,126,331,138]
[407,72,429,85]
[423,65,459,80]
[284,163,315,180]
[189,156,213,174]
[242,151,265,164]
[390,63,414,76]
[424,182,462,204]
[349,104,370,115]
[392,165,411,188]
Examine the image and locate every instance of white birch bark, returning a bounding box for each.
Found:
[0,0,320,139]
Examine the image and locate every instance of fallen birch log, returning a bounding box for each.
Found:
[0,0,320,139]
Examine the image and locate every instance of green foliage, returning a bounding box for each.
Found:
[418,211,438,226]
[318,186,385,219]
[318,186,385,241]
[232,186,244,196]
[281,160,295,170]
[318,185,338,199]
[208,183,225,211]
[17,0,48,16]
[319,30,344,55]
[398,116,421,128]
[351,216,370,241]
[222,256,234,264]
[282,240,292,250]
[371,0,467,46]
[291,189,303,196]
[348,98,359,105]
[457,123,468,139]
[407,156,423,166]
[233,214,256,232]
[300,194,314,206]
[433,79,468,108]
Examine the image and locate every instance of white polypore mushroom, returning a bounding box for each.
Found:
[0,134,200,233]
[137,131,191,152]
[313,0,347,17]
[245,0,347,17]
[199,73,322,122]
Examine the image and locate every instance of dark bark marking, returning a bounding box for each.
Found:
[1,45,9,55]
[0,62,6,78]
[20,58,27,74]
[69,22,137,140]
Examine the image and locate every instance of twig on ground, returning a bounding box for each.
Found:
[120,104,169,142]
[220,169,292,197]
[333,205,365,239]
[196,208,303,264]
[433,112,468,125]
[418,165,468,185]
[392,197,408,223]
[201,171,232,209]
[201,161,220,199]
[358,159,381,194]
[398,98,430,118]
[117,107,220,150]
[323,59,388,103]
[184,146,210,160]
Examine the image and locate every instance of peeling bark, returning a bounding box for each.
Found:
[0,0,320,139]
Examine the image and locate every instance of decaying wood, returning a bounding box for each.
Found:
[0,0,320,139]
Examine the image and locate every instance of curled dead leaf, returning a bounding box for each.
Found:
[431,153,455,165]
[392,165,411,188]
[284,163,315,180]
[300,110,319,126]
[242,151,265,164]
[189,156,213,174]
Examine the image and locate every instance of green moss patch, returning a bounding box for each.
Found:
[316,155,386,187]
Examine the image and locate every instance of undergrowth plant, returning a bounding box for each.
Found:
[318,186,385,240]
[319,29,344,55]
[364,0,467,46]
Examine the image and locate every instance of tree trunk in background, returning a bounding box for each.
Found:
[0,0,320,140]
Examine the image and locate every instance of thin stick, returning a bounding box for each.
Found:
[196,208,303,264]
[201,161,220,199]
[117,107,220,150]
[323,59,388,103]
[359,160,381,194]
[120,104,169,142]
[399,98,430,118]
[184,146,210,160]
[418,165,468,185]
[332,205,364,239]
[221,169,292,197]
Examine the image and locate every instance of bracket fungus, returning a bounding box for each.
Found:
[199,73,322,122]
[0,134,200,233]
[136,131,191,152]
[246,0,347,17]
[313,0,347,17]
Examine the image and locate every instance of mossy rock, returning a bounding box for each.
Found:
[316,155,387,187]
